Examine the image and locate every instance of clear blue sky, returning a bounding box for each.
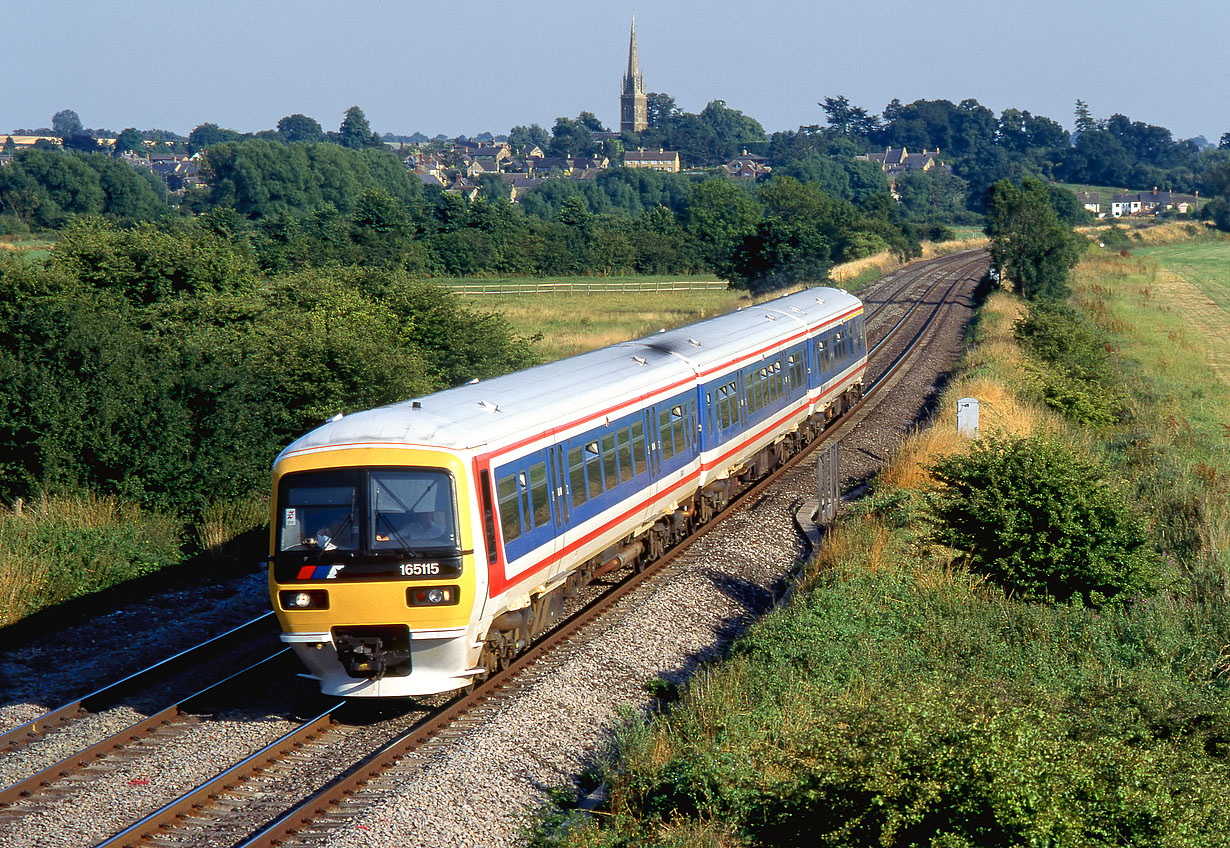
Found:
[4,0,1225,142]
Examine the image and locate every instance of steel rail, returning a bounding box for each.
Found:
[0,612,278,755]
[0,650,296,811]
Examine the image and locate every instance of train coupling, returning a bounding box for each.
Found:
[332,625,413,679]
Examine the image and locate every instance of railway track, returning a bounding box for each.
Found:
[0,250,988,847]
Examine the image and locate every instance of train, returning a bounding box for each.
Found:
[268,286,868,697]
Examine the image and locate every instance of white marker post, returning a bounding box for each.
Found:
[957,398,979,438]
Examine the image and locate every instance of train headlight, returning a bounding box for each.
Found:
[279,589,329,610]
[407,586,460,607]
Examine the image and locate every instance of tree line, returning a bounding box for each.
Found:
[0,218,538,520]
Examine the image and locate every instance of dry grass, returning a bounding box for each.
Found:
[828,238,989,287]
[877,291,1052,493]
[195,492,269,554]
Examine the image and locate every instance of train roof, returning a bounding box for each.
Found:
[277,286,862,461]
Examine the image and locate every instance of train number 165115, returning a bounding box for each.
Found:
[400,562,441,576]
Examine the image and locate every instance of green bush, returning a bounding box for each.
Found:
[927,434,1163,606]
[1014,300,1124,424]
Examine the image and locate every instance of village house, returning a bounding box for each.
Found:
[860,146,948,174]
[623,148,680,173]
[724,150,771,180]
[1110,188,1200,218]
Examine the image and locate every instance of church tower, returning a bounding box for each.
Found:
[620,18,648,134]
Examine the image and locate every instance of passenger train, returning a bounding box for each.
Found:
[269,286,867,697]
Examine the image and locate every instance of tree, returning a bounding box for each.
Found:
[61,133,99,153]
[339,106,379,149]
[508,124,549,149]
[1220,132,1230,150]
[984,176,1084,300]
[2,136,14,153]
[576,111,607,133]
[548,117,596,157]
[820,95,879,137]
[278,113,326,144]
[114,128,143,156]
[646,92,677,130]
[188,122,243,155]
[52,109,84,138]
[1074,99,1096,137]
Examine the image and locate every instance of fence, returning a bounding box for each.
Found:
[444,279,730,296]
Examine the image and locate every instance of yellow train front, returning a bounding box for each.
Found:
[270,444,485,697]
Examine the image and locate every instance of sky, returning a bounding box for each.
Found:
[4,0,1225,143]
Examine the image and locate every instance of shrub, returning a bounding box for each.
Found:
[927,434,1163,605]
[1014,300,1124,424]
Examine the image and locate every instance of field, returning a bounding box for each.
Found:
[0,234,55,261]
[462,287,747,362]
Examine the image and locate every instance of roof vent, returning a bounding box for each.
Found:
[687,338,701,347]
[815,297,825,304]
[467,377,479,384]
[789,307,804,314]
[412,401,422,410]
[764,314,777,321]
[329,412,344,422]
[632,355,648,366]
[479,400,499,413]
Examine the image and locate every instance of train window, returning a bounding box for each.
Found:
[585,441,602,499]
[630,420,648,475]
[671,405,686,452]
[370,469,458,551]
[280,481,358,553]
[717,385,731,429]
[706,393,714,438]
[658,409,675,460]
[528,461,550,529]
[568,446,587,509]
[789,352,804,388]
[601,433,619,489]
[616,427,634,483]
[816,340,826,375]
[479,470,498,564]
[835,331,844,362]
[496,474,522,543]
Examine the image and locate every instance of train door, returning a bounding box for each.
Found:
[549,445,570,532]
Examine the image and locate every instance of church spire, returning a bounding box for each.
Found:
[620,17,648,133]
[624,18,643,97]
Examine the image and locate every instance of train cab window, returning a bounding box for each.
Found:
[616,427,634,483]
[599,433,618,490]
[568,446,587,509]
[585,441,603,499]
[369,469,458,551]
[280,481,358,553]
[496,474,522,543]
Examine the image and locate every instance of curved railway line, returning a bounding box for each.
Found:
[0,249,988,848]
